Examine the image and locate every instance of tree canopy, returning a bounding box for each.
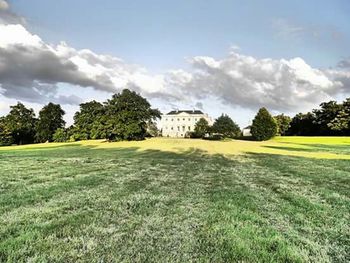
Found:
[212,114,241,138]
[0,117,14,146]
[73,101,105,140]
[104,89,161,141]
[274,114,291,136]
[5,102,36,145]
[35,103,65,143]
[287,98,350,136]
[193,118,210,138]
[251,107,277,141]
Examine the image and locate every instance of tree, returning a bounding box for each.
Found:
[104,89,161,141]
[5,102,36,145]
[35,103,65,143]
[313,101,342,135]
[251,107,277,141]
[146,121,160,137]
[328,98,350,134]
[193,118,210,138]
[53,128,69,142]
[212,114,240,138]
[287,112,318,136]
[274,114,291,136]
[0,117,14,146]
[73,101,105,140]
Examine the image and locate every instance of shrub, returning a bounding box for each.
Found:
[203,134,223,140]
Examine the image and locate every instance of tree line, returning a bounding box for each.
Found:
[189,97,350,140]
[287,98,350,136]
[1,91,350,146]
[192,107,278,141]
[0,89,160,146]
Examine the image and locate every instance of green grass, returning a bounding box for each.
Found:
[0,138,349,262]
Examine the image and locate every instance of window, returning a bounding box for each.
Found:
[171,118,174,121]
[188,126,191,131]
[171,127,173,130]
[177,118,180,121]
[183,118,185,121]
[177,126,180,131]
[195,118,197,121]
[165,118,168,121]
[188,118,190,121]
[182,126,185,132]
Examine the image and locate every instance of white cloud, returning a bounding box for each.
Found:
[0,24,42,47]
[0,4,350,114]
[0,24,169,104]
[0,0,25,24]
[167,51,349,111]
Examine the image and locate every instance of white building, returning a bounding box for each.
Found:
[161,110,213,137]
[242,126,252,137]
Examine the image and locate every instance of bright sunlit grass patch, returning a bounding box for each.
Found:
[3,136,348,159]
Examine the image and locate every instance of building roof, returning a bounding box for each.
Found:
[166,110,204,115]
[243,125,252,129]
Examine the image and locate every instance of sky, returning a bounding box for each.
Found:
[1,0,350,127]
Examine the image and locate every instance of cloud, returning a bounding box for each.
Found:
[195,102,203,110]
[1,4,350,113]
[338,58,350,69]
[0,0,25,24]
[272,19,305,40]
[0,24,168,105]
[168,51,348,111]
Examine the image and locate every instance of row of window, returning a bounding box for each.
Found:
[164,118,198,122]
[164,126,192,131]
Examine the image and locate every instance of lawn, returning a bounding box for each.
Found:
[0,137,349,262]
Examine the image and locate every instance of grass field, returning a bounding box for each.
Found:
[0,137,349,262]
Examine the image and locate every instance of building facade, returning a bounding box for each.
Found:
[242,126,252,137]
[161,110,213,138]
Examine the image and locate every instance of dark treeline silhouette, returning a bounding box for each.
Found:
[287,98,350,136]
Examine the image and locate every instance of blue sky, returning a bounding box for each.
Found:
[1,0,350,126]
[14,0,350,69]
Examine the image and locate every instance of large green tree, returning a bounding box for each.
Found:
[36,103,65,142]
[104,89,161,141]
[5,102,36,145]
[313,101,342,135]
[251,107,277,141]
[193,118,210,138]
[287,112,318,136]
[274,114,292,136]
[328,98,350,134]
[212,114,240,138]
[73,101,105,140]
